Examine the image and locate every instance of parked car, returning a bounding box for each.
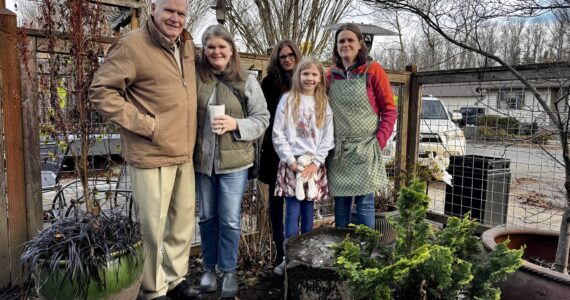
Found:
[458,106,486,126]
[383,96,466,169]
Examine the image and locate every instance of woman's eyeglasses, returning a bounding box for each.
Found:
[279,53,296,61]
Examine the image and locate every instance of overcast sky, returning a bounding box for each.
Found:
[6,0,16,11]
[3,0,397,55]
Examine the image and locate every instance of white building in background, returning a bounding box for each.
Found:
[423,80,568,127]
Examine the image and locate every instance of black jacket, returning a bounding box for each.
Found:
[259,70,291,185]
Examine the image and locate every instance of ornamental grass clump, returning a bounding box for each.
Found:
[333,179,524,300]
[21,212,141,298]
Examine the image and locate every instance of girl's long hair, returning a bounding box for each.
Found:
[198,24,243,83]
[267,40,302,92]
[286,57,328,128]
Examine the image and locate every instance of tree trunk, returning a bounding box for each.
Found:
[555,132,570,273]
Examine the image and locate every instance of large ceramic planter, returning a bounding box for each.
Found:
[285,227,354,300]
[34,241,144,300]
[350,209,399,244]
[481,227,570,300]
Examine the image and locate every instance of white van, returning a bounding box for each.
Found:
[383,96,466,168]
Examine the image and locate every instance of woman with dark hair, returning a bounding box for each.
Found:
[195,24,269,297]
[259,40,302,272]
[326,23,397,229]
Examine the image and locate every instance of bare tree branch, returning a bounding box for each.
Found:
[368,0,570,274]
[224,0,353,56]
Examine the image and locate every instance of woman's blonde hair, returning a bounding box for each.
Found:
[286,57,328,128]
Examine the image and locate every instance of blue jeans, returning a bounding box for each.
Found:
[196,169,248,272]
[334,193,375,228]
[284,197,314,239]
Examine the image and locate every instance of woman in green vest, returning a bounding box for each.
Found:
[325,23,397,228]
[194,24,269,298]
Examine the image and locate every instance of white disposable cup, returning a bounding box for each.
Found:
[209,104,225,134]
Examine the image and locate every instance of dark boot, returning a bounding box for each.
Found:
[199,269,217,293]
[220,272,239,298]
[166,279,200,300]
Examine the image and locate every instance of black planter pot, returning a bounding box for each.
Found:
[285,227,354,300]
[350,208,399,244]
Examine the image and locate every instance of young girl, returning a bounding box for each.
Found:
[272,57,334,273]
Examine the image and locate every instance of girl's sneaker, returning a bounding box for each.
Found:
[273,259,286,276]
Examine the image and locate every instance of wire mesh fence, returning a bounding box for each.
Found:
[422,79,566,230]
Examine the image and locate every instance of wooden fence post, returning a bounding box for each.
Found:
[0,71,10,289]
[131,8,139,30]
[404,65,421,178]
[394,68,410,191]
[22,35,42,241]
[0,7,27,287]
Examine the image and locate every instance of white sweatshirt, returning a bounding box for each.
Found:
[272,93,334,167]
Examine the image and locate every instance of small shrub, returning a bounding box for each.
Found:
[333,179,524,300]
[478,126,514,140]
[530,132,555,144]
[477,115,522,134]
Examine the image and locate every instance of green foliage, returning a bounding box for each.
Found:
[471,240,525,300]
[393,179,433,256]
[477,115,520,130]
[478,126,514,140]
[334,178,524,300]
[436,212,481,262]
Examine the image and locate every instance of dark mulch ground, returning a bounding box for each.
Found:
[185,262,285,300]
[0,264,285,300]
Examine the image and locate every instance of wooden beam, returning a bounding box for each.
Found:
[130,8,139,30]
[387,72,410,85]
[0,66,10,289]
[90,0,143,9]
[394,68,412,191]
[28,28,117,44]
[22,36,42,240]
[416,62,570,85]
[0,8,26,286]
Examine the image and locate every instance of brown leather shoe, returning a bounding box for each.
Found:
[166,279,200,300]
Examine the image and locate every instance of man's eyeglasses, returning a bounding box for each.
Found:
[279,53,296,61]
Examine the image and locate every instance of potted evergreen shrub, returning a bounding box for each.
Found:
[19,0,143,299]
[334,179,524,299]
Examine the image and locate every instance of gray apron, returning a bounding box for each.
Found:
[327,64,388,196]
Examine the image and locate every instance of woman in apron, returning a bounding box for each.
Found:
[326,23,397,228]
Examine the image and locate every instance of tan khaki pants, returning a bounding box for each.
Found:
[129,162,195,300]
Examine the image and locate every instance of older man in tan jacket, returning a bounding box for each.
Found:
[89,0,198,299]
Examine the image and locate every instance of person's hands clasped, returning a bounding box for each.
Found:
[301,163,318,179]
[289,161,299,173]
[212,115,237,135]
